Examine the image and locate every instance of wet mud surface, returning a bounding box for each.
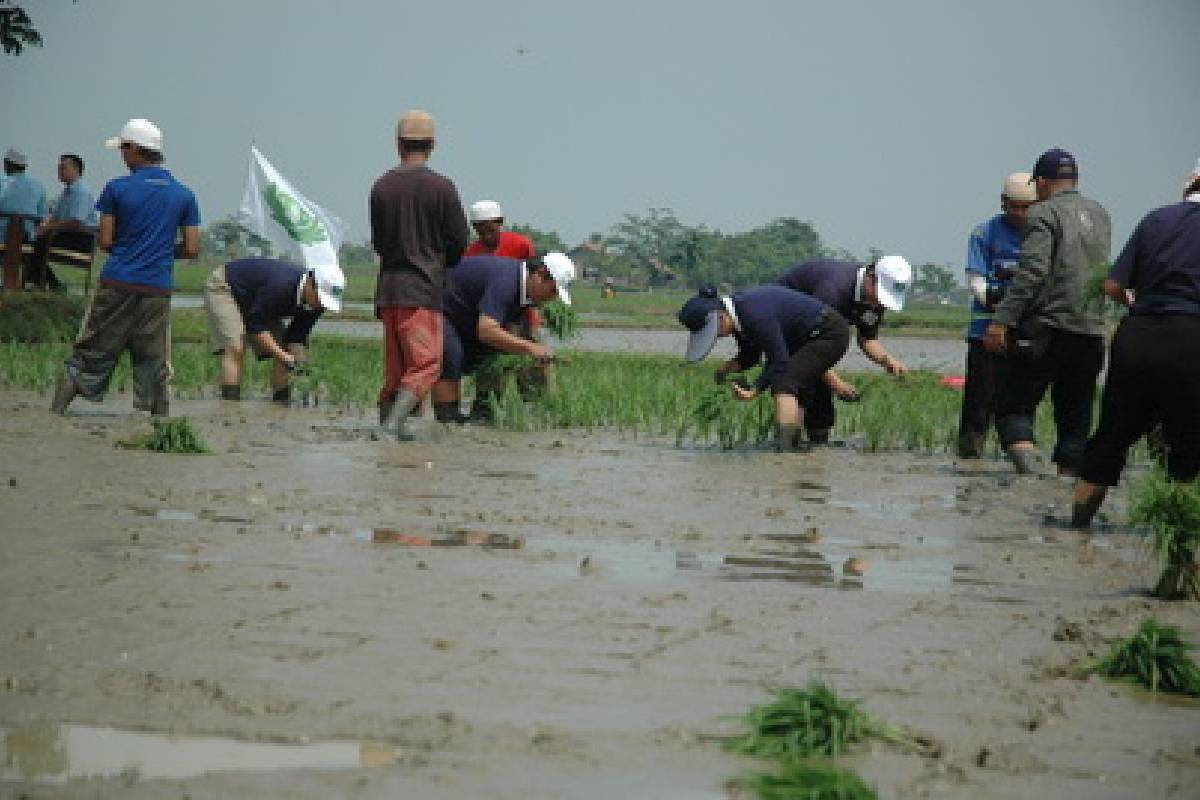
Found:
[0,390,1196,798]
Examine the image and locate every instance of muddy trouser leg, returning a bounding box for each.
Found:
[127,294,172,415]
[994,336,1054,451]
[63,284,136,401]
[958,339,1001,456]
[1048,332,1103,473]
[804,383,835,444]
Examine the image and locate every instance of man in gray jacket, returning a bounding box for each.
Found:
[983,148,1111,475]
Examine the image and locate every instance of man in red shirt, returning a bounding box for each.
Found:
[464,200,535,260]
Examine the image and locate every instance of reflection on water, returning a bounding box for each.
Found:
[1,722,398,783]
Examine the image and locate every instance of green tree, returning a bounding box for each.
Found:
[201,216,272,261]
[912,262,957,299]
[339,240,375,266]
[508,223,567,256]
[695,217,823,288]
[0,1,41,55]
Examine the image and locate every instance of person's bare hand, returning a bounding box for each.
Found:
[731,383,757,402]
[831,379,859,401]
[528,343,552,360]
[885,358,907,377]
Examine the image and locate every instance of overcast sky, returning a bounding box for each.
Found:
[3,0,1198,270]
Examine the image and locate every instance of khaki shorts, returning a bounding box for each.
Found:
[204,265,285,358]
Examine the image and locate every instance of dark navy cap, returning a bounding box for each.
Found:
[678,289,723,363]
[1031,148,1078,181]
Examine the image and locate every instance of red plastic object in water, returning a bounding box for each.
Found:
[939,375,966,390]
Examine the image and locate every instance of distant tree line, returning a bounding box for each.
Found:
[198,209,959,297]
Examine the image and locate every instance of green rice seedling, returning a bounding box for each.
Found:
[118,418,212,454]
[1083,619,1200,696]
[541,301,580,340]
[735,761,877,800]
[724,684,911,760]
[1129,471,1200,601]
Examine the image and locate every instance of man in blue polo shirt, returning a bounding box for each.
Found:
[28,153,97,290]
[773,255,911,444]
[0,147,48,247]
[956,172,1038,458]
[52,118,200,417]
[204,257,344,404]
[426,252,574,431]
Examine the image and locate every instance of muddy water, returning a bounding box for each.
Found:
[0,392,1196,798]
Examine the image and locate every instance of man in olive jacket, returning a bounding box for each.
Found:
[983,148,1111,475]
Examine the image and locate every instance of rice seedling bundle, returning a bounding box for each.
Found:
[118,418,212,454]
[723,684,910,760]
[1129,472,1200,601]
[735,761,877,800]
[1084,619,1200,696]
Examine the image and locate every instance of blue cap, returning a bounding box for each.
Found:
[1031,148,1077,181]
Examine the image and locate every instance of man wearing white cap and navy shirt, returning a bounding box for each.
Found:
[771,255,911,445]
[203,257,345,405]
[430,252,574,426]
[984,147,1110,475]
[52,118,201,417]
[679,283,850,452]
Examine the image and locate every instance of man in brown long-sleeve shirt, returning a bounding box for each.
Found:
[370,110,470,440]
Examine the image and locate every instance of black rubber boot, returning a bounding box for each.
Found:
[50,373,78,415]
[957,431,984,459]
[381,389,420,440]
[378,398,395,425]
[1069,497,1102,529]
[434,402,467,423]
[1009,447,1040,475]
[219,384,241,401]
[806,427,831,447]
[467,398,495,423]
[272,387,291,406]
[150,387,170,418]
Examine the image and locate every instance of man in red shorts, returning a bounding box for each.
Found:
[369,110,470,440]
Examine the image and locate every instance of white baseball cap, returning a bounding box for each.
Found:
[873,255,912,311]
[470,200,504,223]
[1002,172,1037,203]
[310,264,345,313]
[541,252,576,305]
[105,118,163,152]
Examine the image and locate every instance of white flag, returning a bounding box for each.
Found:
[237,145,345,269]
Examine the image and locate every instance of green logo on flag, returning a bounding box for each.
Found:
[263,183,327,245]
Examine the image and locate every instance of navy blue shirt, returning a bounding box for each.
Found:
[97,166,200,291]
[731,285,830,391]
[442,255,526,342]
[1110,199,1200,315]
[224,258,322,343]
[776,259,882,340]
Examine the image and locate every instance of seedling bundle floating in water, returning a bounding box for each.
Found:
[1129,471,1200,601]
[118,418,212,455]
[734,760,877,800]
[1083,618,1200,697]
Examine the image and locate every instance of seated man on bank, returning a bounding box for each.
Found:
[203,256,345,404]
[428,252,575,427]
[0,148,48,267]
[28,153,98,290]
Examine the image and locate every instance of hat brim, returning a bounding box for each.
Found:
[316,287,342,313]
[684,311,721,363]
[104,136,123,150]
[877,284,905,312]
